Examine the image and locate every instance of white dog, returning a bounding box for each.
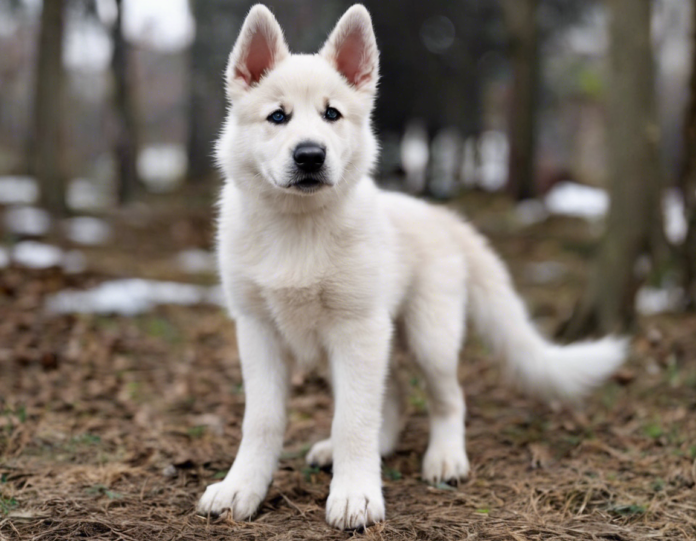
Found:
[197,4,627,530]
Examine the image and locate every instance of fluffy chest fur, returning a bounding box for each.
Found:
[217,180,400,364]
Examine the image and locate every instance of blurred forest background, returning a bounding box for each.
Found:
[0,0,694,333]
[2,1,696,540]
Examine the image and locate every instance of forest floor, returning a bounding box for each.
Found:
[1,187,695,540]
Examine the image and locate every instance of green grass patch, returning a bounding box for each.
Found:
[139,316,181,344]
[301,466,321,483]
[643,422,663,440]
[665,356,681,387]
[601,382,620,409]
[384,467,402,481]
[70,433,101,446]
[609,503,646,517]
[2,405,27,434]
[0,495,18,515]
[280,443,312,461]
[651,478,665,492]
[187,426,206,439]
[86,484,123,500]
[408,377,428,413]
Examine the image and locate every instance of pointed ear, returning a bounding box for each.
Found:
[320,4,379,93]
[226,5,289,100]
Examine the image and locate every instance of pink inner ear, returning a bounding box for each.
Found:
[237,31,275,86]
[335,30,371,87]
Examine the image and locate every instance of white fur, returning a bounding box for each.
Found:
[197,4,628,530]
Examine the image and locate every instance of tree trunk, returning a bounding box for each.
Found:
[30,0,67,214]
[560,0,662,339]
[680,0,696,308]
[186,0,230,182]
[501,0,539,201]
[111,0,140,204]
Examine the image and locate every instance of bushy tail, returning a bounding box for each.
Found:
[460,223,628,401]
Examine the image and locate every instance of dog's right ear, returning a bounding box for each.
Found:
[225,5,289,101]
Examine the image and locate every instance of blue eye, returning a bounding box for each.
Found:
[268,110,287,124]
[324,107,341,121]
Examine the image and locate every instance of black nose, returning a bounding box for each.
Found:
[293,143,326,173]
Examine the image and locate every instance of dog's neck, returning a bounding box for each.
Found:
[233,174,374,235]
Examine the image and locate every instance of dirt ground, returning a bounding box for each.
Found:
[1,190,695,540]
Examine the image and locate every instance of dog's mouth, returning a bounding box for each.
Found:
[289,177,327,193]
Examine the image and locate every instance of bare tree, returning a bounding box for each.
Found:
[680,0,696,308]
[30,0,67,214]
[186,0,240,181]
[501,0,539,201]
[111,0,140,203]
[561,0,662,338]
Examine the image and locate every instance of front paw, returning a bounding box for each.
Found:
[196,477,267,521]
[325,478,385,530]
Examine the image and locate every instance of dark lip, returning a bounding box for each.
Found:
[289,178,326,193]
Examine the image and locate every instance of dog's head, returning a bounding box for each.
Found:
[216,4,379,207]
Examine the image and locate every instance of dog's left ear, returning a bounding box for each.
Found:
[320,4,379,94]
[226,5,290,100]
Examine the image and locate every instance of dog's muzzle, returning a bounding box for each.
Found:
[290,177,326,192]
[288,142,329,193]
[293,142,326,173]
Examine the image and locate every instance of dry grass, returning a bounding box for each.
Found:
[1,193,695,540]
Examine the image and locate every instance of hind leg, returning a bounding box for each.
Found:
[379,372,406,456]
[306,371,405,467]
[404,272,470,485]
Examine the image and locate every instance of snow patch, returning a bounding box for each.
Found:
[0,176,39,205]
[524,261,567,285]
[429,128,462,199]
[4,206,51,236]
[10,241,85,272]
[176,249,216,274]
[544,184,688,244]
[46,278,223,316]
[663,188,687,244]
[13,241,63,269]
[64,19,112,72]
[67,178,112,211]
[478,131,508,192]
[515,199,549,226]
[64,217,112,246]
[400,121,429,194]
[636,286,683,315]
[544,181,608,219]
[62,250,88,274]
[138,144,188,193]
[123,0,194,52]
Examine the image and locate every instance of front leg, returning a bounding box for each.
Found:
[197,317,289,520]
[323,313,392,530]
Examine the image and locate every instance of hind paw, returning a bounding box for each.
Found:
[422,444,470,486]
[306,438,333,467]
